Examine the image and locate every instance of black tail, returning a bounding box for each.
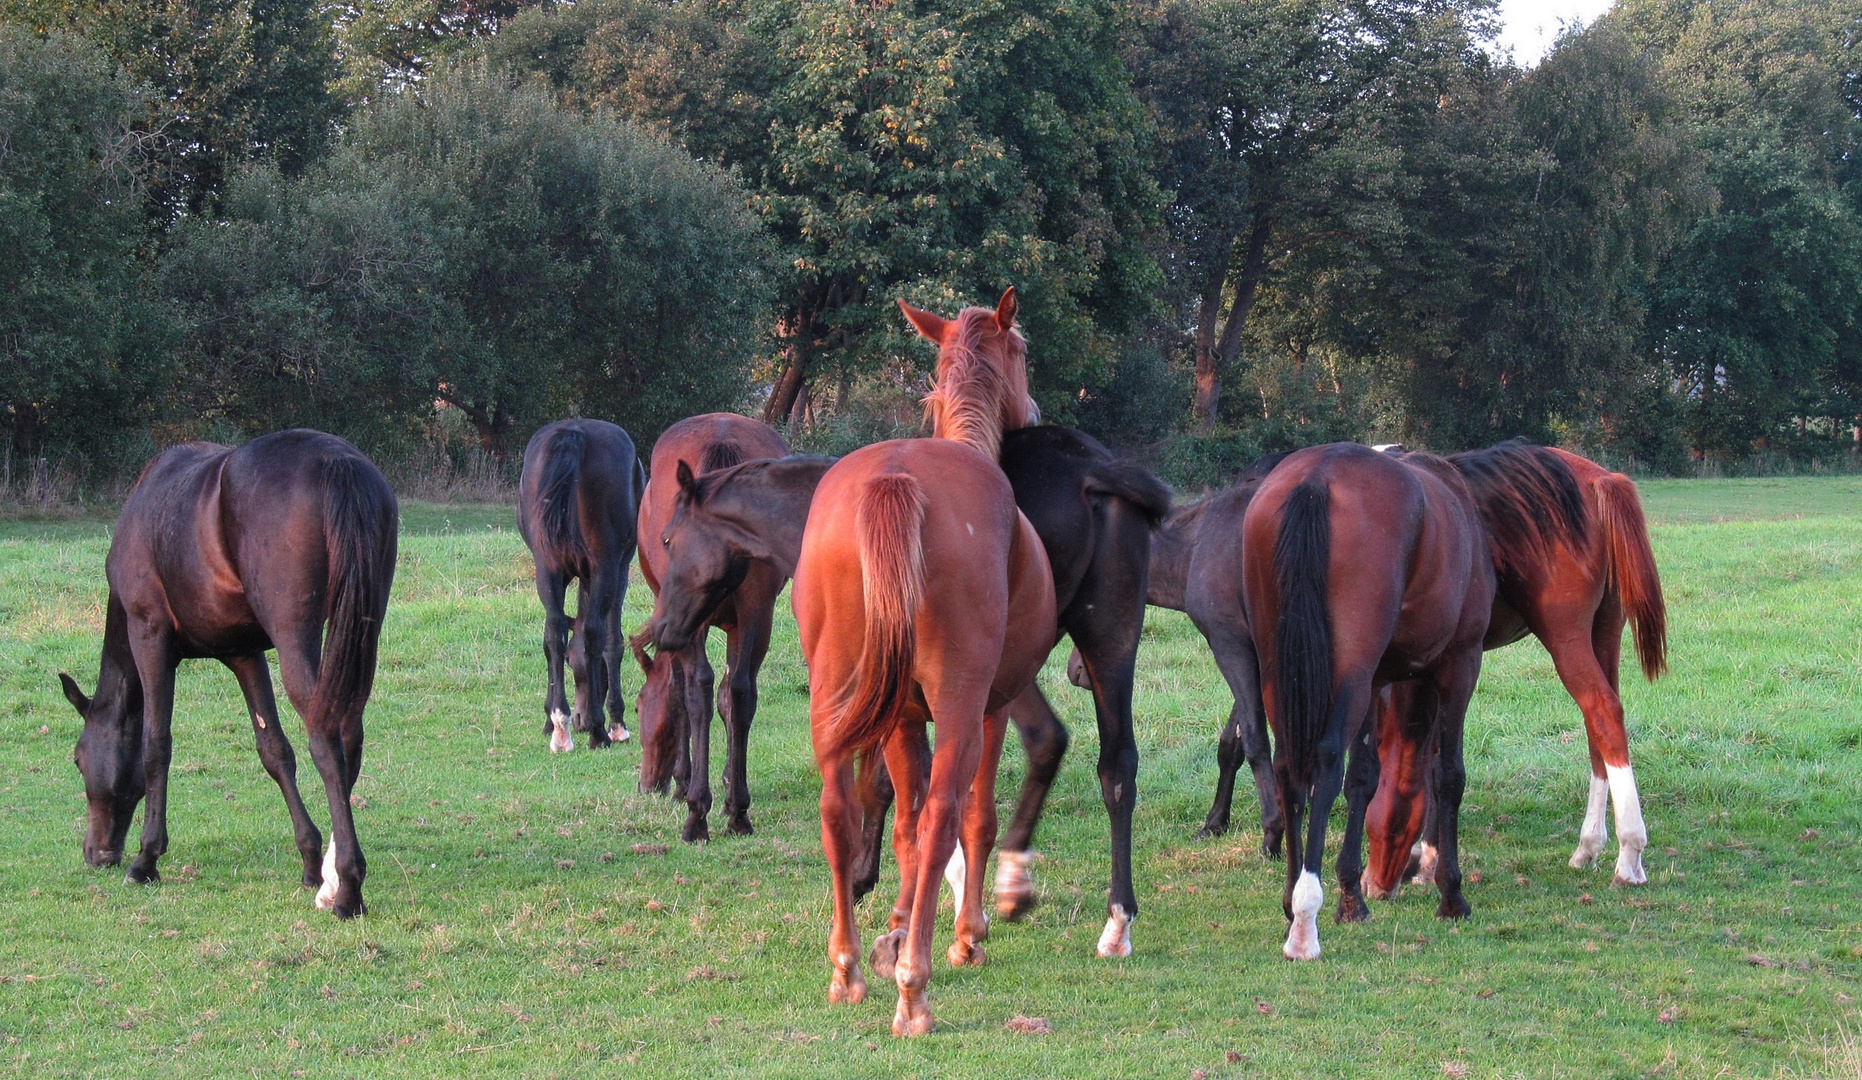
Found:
[700,440,744,474]
[1273,480,1333,791]
[1084,459,1173,526]
[538,426,587,568]
[310,455,398,724]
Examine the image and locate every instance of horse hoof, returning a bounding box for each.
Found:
[548,714,574,754]
[726,816,754,837]
[891,997,934,1037]
[330,897,366,920]
[947,939,985,967]
[993,850,1035,920]
[609,724,631,744]
[829,967,866,1005]
[1437,895,1471,920]
[1261,830,1285,859]
[1335,894,1373,924]
[681,818,710,844]
[125,865,159,885]
[1195,821,1227,841]
[868,930,905,980]
[1095,906,1133,958]
[1612,852,1647,886]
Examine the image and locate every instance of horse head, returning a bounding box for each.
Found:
[903,287,1037,458]
[60,670,144,868]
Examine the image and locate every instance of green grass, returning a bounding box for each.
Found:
[2,477,1859,1078]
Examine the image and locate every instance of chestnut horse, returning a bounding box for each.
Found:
[797,288,1054,1034]
[632,413,789,841]
[1363,441,1667,892]
[517,419,644,752]
[58,430,396,919]
[1246,443,1493,959]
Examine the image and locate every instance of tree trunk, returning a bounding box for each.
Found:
[10,400,40,458]
[763,310,813,423]
[1192,278,1225,432]
[439,389,513,461]
[1191,209,1273,432]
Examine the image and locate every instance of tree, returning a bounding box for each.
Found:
[0,28,170,465]
[161,66,775,455]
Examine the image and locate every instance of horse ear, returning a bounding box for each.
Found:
[58,672,90,715]
[675,460,699,500]
[994,286,1018,332]
[898,299,949,343]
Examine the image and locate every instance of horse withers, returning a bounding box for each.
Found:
[517,419,644,752]
[632,413,789,841]
[1245,443,1493,960]
[59,429,396,919]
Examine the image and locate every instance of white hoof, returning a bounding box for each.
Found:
[314,844,339,911]
[1613,849,1647,886]
[994,849,1033,914]
[1096,904,1132,958]
[1410,841,1439,885]
[1283,871,1322,961]
[549,711,573,754]
[609,724,631,743]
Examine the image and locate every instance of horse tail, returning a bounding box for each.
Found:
[700,439,744,474]
[538,426,587,568]
[827,473,928,759]
[1083,459,1173,526]
[311,454,397,725]
[1273,480,1333,790]
[633,453,646,501]
[1596,472,1667,681]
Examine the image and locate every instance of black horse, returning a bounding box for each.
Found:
[59,429,397,919]
[517,419,645,751]
[638,425,1169,957]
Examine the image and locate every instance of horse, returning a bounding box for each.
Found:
[516,419,645,752]
[1363,441,1667,891]
[632,413,789,841]
[796,287,1054,1035]
[58,429,397,919]
[636,424,1170,958]
[1245,443,1493,959]
[1189,442,1668,886]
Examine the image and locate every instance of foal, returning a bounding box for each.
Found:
[1245,443,1493,959]
[517,419,644,751]
[60,430,396,918]
[797,288,1055,1034]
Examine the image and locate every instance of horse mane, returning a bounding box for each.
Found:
[699,440,744,474]
[922,307,1031,460]
[1447,439,1589,575]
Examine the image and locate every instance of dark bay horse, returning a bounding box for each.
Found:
[632,413,789,841]
[637,424,1170,958]
[1364,442,1667,891]
[517,419,644,752]
[797,289,1054,1034]
[1245,443,1493,959]
[58,429,396,919]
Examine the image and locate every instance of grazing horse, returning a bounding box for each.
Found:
[632,413,790,841]
[637,425,1170,958]
[1364,442,1667,891]
[1245,443,1492,959]
[58,430,396,919]
[517,419,644,752]
[798,288,1054,1035]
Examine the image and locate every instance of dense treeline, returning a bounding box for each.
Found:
[2,0,1860,490]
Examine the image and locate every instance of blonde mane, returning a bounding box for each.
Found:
[922,307,1035,459]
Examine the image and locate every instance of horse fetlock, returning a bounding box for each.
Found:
[1096,904,1133,958]
[1283,871,1323,961]
[946,937,985,967]
[314,843,341,911]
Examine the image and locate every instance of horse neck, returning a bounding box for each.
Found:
[929,335,1022,459]
[1146,501,1208,611]
[93,592,144,725]
[714,459,834,577]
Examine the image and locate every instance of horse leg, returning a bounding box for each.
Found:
[1428,650,1482,920]
[893,705,985,1038]
[721,605,773,836]
[580,575,616,750]
[996,682,1066,920]
[1365,685,1430,898]
[870,723,930,980]
[1200,629,1280,854]
[1283,681,1366,960]
[602,568,631,743]
[124,634,177,885]
[949,712,1007,966]
[1076,642,1140,959]
[1335,697,1387,924]
[679,641,716,842]
[819,757,867,1006]
[226,653,322,888]
[535,569,573,752]
[1544,612,1646,884]
[852,750,895,902]
[275,634,366,918]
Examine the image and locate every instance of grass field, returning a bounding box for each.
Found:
[2,476,1859,1078]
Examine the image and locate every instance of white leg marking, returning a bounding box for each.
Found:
[1096,903,1133,958]
[549,710,573,754]
[1283,870,1323,960]
[609,722,630,743]
[254,712,266,730]
[1569,771,1609,869]
[943,846,967,927]
[314,843,340,911]
[1607,763,1648,885]
[994,849,1033,913]
[1413,841,1439,884]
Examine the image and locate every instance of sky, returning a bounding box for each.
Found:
[1490,0,1618,65]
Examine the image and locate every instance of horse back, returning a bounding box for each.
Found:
[519,419,642,577]
[639,413,787,589]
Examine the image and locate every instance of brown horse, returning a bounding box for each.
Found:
[1364,442,1667,892]
[1246,443,1493,959]
[633,413,789,841]
[58,430,397,919]
[797,288,1054,1035]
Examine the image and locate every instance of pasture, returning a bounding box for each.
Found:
[1,476,1859,1078]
